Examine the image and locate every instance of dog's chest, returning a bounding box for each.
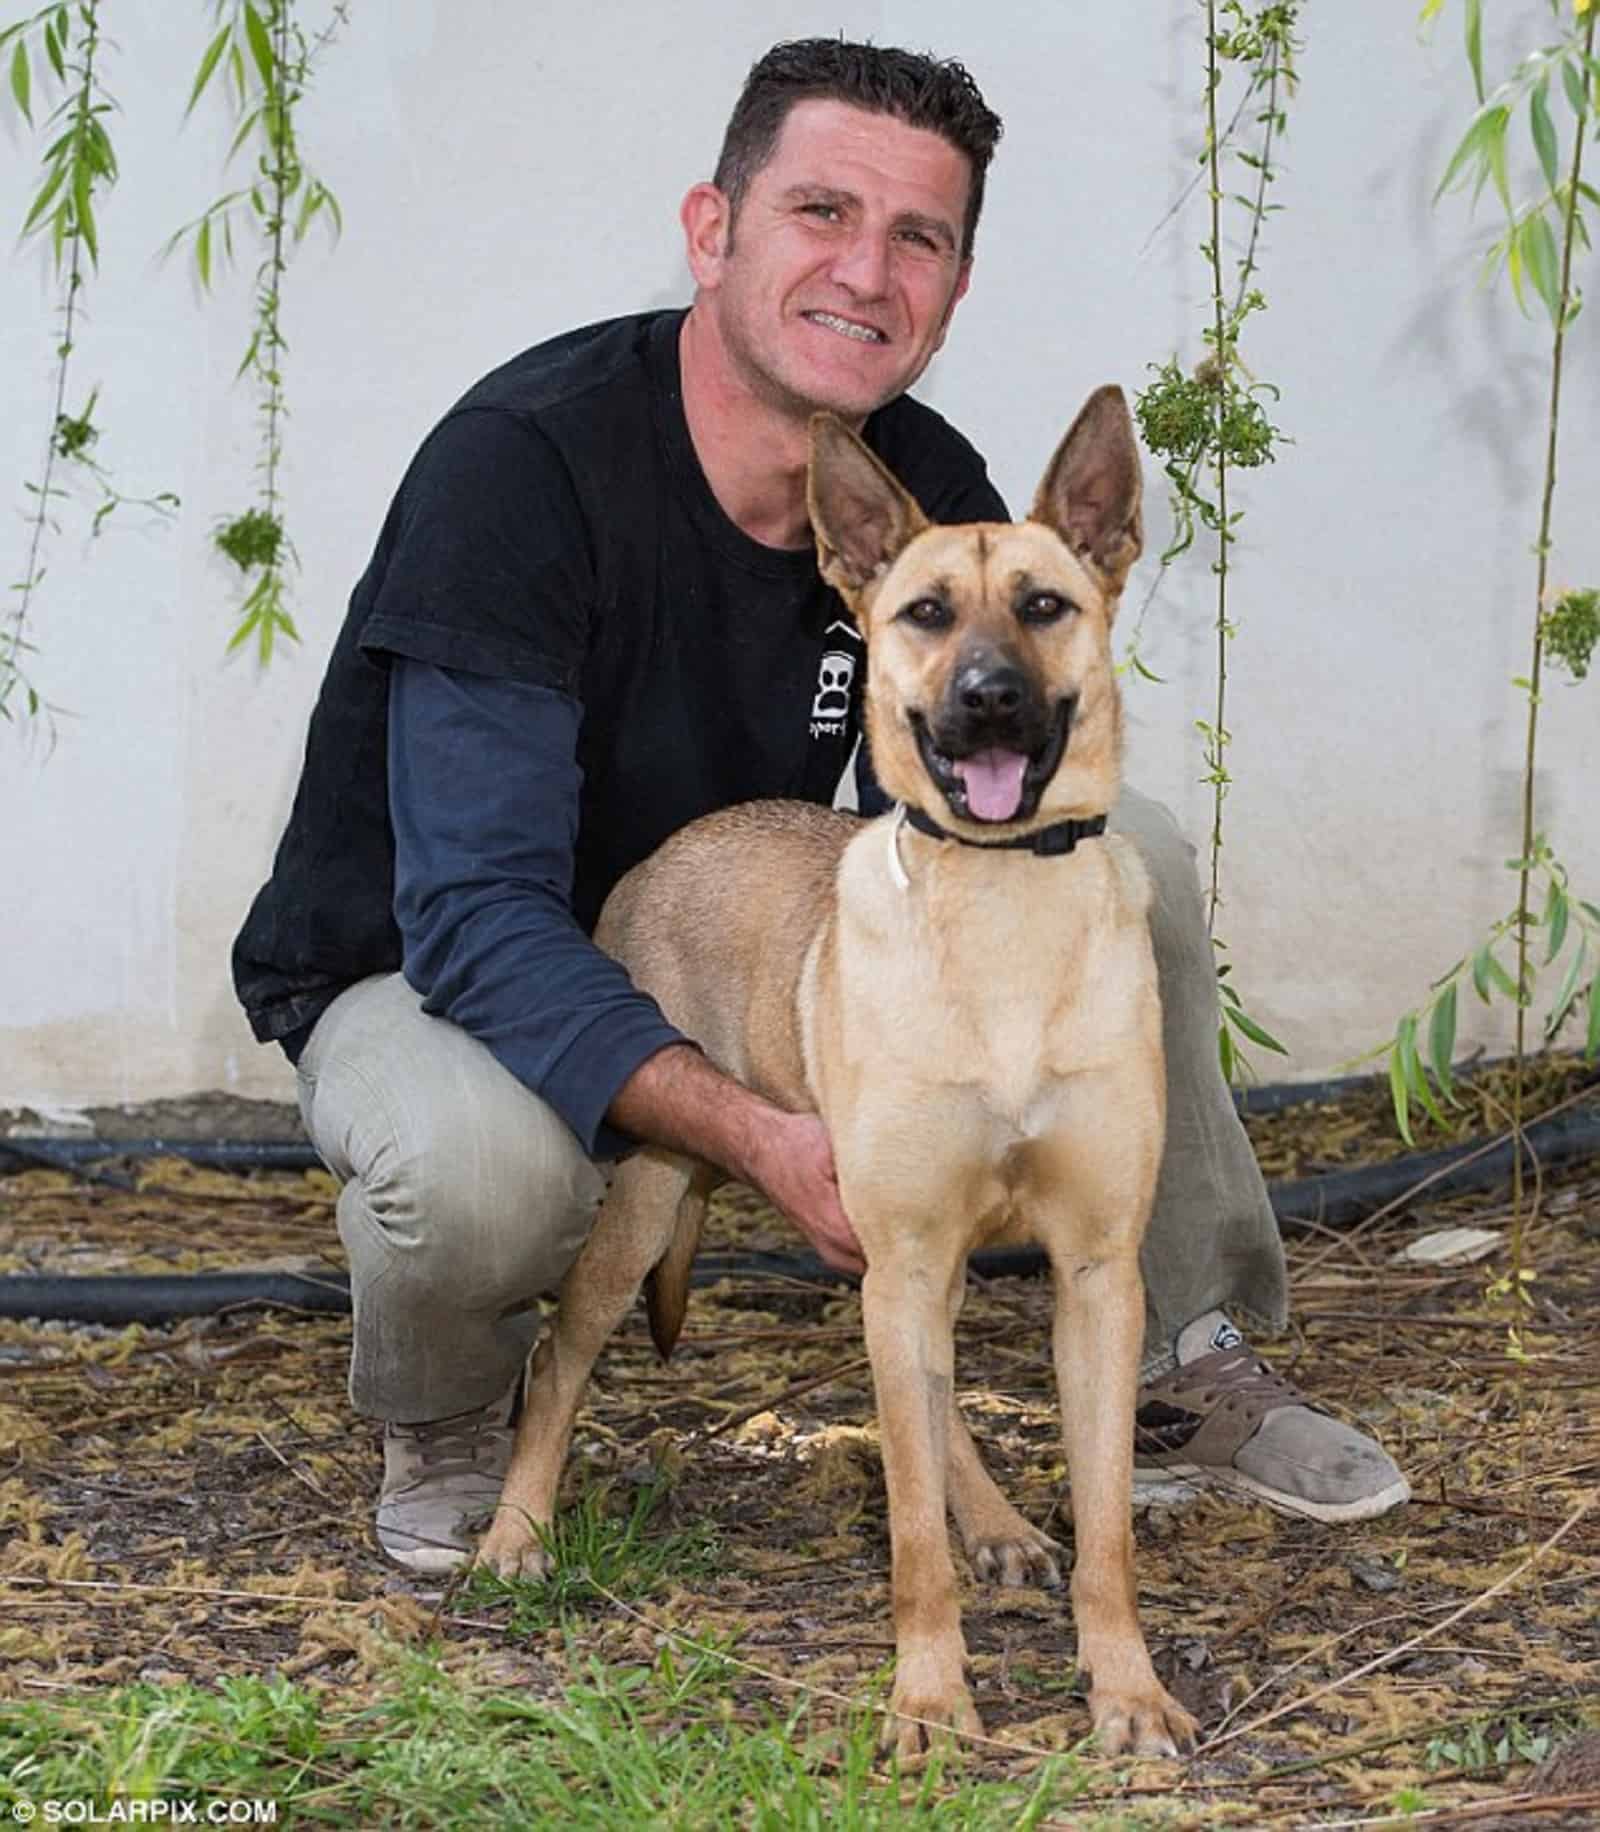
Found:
[829,829,1154,1121]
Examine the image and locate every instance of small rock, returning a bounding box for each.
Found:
[1348,1557,1404,1594]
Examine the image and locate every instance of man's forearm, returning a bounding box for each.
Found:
[607,1045,866,1276]
[606,1043,777,1182]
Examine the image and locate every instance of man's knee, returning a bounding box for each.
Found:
[346,1108,603,1308]
[299,974,606,1309]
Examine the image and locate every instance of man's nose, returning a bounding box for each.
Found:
[829,226,891,298]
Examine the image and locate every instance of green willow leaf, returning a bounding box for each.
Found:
[1389,1032,1416,1147]
[1218,1021,1237,1085]
[1429,981,1458,1100]
[1546,939,1587,1038]
[1223,1003,1289,1054]
[1546,881,1570,962]
[1561,54,1589,122]
[1436,108,1499,199]
[1471,941,1495,1003]
[1484,105,1511,211]
[196,212,212,289]
[9,36,31,124]
[227,103,262,161]
[71,153,96,265]
[243,4,276,95]
[1530,79,1559,194]
[1505,219,1529,312]
[1399,1012,1447,1130]
[186,23,231,116]
[1588,973,1600,1063]
[44,11,62,83]
[225,609,259,655]
[1465,0,1485,104]
[21,155,68,234]
[1485,951,1522,1003]
[1523,212,1562,322]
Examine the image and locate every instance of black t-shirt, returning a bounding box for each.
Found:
[232,310,1007,1110]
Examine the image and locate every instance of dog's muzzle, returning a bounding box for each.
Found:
[914,665,1075,824]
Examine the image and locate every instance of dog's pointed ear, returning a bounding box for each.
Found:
[808,413,929,597]
[1029,385,1144,597]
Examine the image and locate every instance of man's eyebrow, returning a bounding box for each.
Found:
[780,183,858,211]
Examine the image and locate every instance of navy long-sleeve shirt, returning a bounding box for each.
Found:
[388,659,686,1159]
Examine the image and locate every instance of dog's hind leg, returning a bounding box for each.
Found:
[476,1149,694,1580]
[945,1278,1064,1590]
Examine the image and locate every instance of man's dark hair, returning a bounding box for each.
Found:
[713,39,1003,260]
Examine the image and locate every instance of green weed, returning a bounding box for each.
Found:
[0,1636,1118,1828]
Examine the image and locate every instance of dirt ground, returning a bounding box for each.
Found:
[2,1075,1598,1826]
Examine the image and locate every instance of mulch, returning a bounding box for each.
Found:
[2,1070,1598,1826]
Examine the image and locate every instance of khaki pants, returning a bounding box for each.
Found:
[296,786,1287,1423]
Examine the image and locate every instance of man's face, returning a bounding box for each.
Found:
[688,99,973,423]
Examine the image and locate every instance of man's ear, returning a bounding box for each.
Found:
[1028,385,1144,597]
[807,414,929,596]
[681,183,732,288]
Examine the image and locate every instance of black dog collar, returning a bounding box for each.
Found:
[902,804,1108,856]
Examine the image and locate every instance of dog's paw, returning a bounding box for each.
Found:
[969,1527,1063,1590]
[473,1513,553,1581]
[883,1653,984,1763]
[1087,1683,1197,1760]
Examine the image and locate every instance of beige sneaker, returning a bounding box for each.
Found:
[1132,1312,1411,1523]
[376,1379,520,1574]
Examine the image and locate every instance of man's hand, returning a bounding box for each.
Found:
[607,1045,866,1276]
[740,1108,865,1276]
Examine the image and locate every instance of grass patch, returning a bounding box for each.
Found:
[458,1474,722,1630]
[0,1640,1122,1828]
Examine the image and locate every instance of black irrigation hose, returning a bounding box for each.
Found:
[0,1076,1380,1179]
[2,1091,1597,1324]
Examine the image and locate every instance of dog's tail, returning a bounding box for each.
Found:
[645,1169,711,1360]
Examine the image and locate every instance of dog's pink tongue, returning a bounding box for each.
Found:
[954,748,1028,822]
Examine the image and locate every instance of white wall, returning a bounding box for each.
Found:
[2,1,1596,1111]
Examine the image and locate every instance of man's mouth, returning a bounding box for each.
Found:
[911,700,1075,825]
[802,310,887,345]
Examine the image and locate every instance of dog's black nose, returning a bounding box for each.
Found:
[955,662,1028,721]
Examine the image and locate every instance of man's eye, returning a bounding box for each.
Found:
[802,202,840,222]
[896,228,937,251]
[1020,593,1072,625]
[901,598,952,630]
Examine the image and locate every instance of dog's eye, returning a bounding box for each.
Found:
[901,598,953,630]
[1020,592,1072,626]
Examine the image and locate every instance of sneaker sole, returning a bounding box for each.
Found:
[1133,1460,1412,1524]
[377,1533,475,1575]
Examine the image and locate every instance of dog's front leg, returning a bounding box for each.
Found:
[1051,1244,1196,1758]
[860,1247,981,1759]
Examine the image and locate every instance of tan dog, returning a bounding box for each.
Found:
[477,386,1197,1761]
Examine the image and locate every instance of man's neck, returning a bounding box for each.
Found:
[678,305,827,551]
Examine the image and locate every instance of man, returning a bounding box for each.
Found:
[234,39,1408,1574]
